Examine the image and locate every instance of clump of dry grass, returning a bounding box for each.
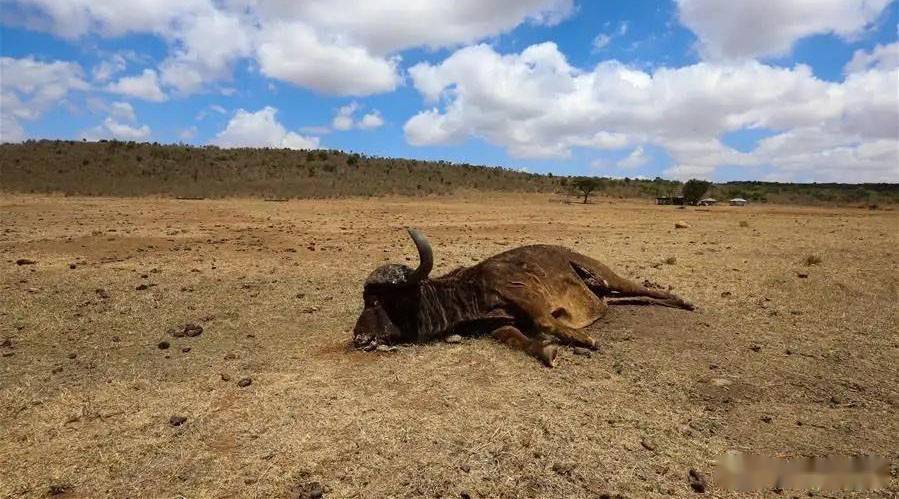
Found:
[803,254,823,266]
[739,220,750,228]
[664,256,677,265]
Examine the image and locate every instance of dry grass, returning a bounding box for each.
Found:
[1,193,897,498]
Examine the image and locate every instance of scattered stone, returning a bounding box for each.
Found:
[69,263,77,269]
[688,469,707,493]
[710,378,732,387]
[749,344,761,352]
[157,341,170,350]
[48,484,69,495]
[720,291,732,297]
[169,415,187,427]
[111,336,120,342]
[1,338,12,348]
[460,492,471,499]
[237,377,252,387]
[224,353,237,360]
[552,462,575,476]
[183,323,203,337]
[460,464,471,473]
[445,334,463,344]
[294,481,324,499]
[761,415,773,423]
[573,347,592,357]
[181,347,191,353]
[796,272,809,278]
[674,221,690,229]
[303,306,319,314]
[375,344,397,352]
[221,373,231,382]
[135,283,149,290]
[640,437,657,451]
[95,288,110,299]
[67,353,77,359]
[15,258,36,265]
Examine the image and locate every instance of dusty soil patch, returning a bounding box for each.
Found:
[1,193,897,497]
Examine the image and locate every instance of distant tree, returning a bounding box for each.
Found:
[682,179,712,205]
[572,177,603,204]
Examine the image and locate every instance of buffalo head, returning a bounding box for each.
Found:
[352,228,433,350]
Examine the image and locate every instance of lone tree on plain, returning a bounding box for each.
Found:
[572,177,603,204]
[682,179,712,205]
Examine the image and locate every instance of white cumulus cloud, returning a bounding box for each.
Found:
[211,106,320,149]
[331,102,385,131]
[0,56,89,142]
[405,42,899,181]
[106,69,166,101]
[676,0,892,60]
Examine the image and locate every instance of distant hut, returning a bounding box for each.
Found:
[698,198,717,206]
[729,198,748,206]
[656,195,686,206]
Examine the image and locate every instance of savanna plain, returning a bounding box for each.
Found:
[1,193,897,498]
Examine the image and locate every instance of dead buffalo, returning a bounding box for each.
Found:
[353,229,694,366]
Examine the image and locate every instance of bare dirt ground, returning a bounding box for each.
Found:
[1,193,897,498]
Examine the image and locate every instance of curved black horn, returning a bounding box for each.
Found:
[406,228,433,283]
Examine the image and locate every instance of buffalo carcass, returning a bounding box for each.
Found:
[353,229,694,366]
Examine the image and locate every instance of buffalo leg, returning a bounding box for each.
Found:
[492,325,558,367]
[534,317,598,350]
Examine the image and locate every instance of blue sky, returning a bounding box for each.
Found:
[1,0,897,182]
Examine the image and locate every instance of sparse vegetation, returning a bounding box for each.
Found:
[1,140,897,206]
[571,177,603,204]
[804,254,823,266]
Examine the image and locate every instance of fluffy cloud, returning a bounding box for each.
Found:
[211,106,320,149]
[105,69,166,101]
[6,0,573,96]
[331,102,385,131]
[676,0,892,60]
[844,41,899,74]
[617,146,649,169]
[405,42,898,181]
[81,100,151,141]
[0,56,89,142]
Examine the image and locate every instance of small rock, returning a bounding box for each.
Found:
[749,344,761,352]
[641,438,657,451]
[237,377,252,387]
[445,334,463,344]
[460,492,471,499]
[720,291,732,297]
[573,347,592,357]
[111,336,120,342]
[0,338,11,348]
[181,347,191,353]
[221,373,231,382]
[552,462,575,475]
[95,288,110,299]
[674,221,690,229]
[48,484,69,495]
[224,352,237,360]
[710,378,732,387]
[157,341,170,350]
[460,464,471,473]
[183,323,203,337]
[761,415,773,423]
[169,415,187,426]
[302,306,319,314]
[68,263,77,269]
[67,353,77,359]
[295,481,324,499]
[375,344,397,352]
[688,469,707,493]
[135,283,149,291]
[15,258,36,265]
[796,272,809,278]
